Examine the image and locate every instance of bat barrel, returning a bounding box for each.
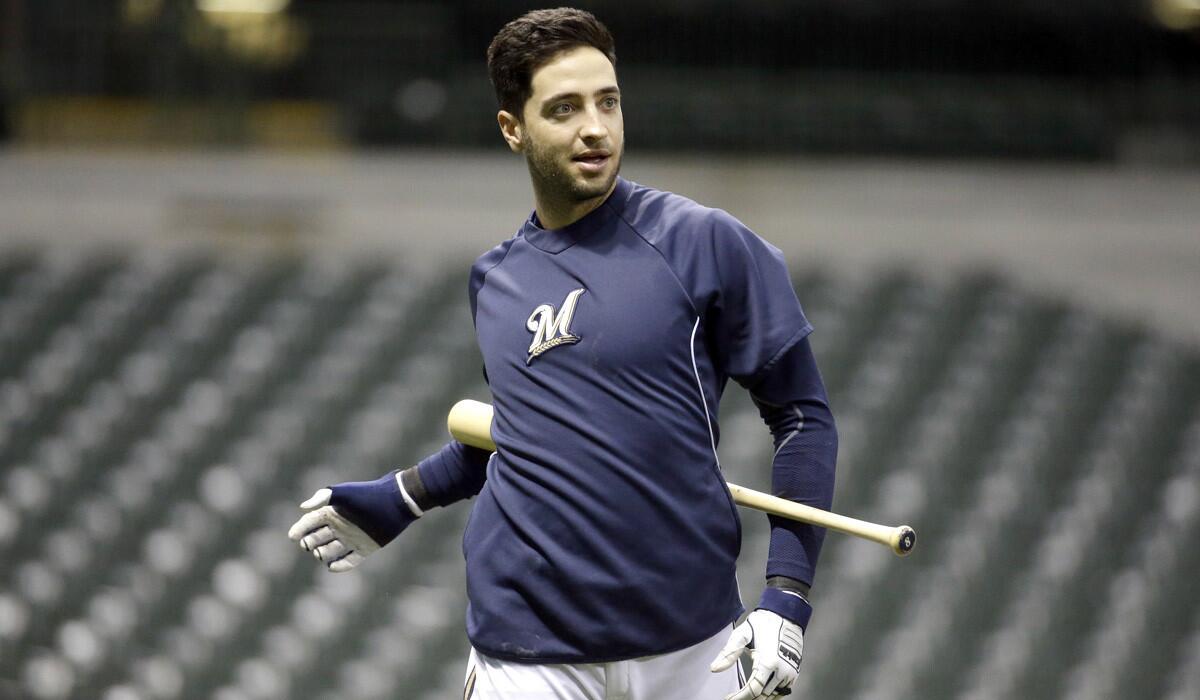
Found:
[727,483,916,557]
[891,525,916,556]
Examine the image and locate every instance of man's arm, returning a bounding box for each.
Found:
[751,336,837,600]
[400,440,492,512]
[291,248,501,571]
[693,213,837,599]
[710,337,836,699]
[288,440,492,571]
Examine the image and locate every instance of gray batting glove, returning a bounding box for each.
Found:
[710,609,804,700]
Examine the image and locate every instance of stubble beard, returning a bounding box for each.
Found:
[524,135,622,208]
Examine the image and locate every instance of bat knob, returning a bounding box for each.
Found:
[892,526,916,556]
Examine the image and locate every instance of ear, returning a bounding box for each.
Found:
[497,110,524,153]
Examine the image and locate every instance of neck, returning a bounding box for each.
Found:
[532,179,618,230]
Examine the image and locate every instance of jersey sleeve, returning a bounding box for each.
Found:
[705,211,812,387]
[700,215,834,599]
[751,337,838,589]
[408,440,492,509]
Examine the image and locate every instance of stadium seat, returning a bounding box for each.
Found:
[2,249,1197,700]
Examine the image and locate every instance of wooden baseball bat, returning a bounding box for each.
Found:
[446,399,915,557]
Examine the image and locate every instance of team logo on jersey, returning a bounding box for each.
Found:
[526,288,585,364]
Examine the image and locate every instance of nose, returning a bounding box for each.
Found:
[579,106,607,142]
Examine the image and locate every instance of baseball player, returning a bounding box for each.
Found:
[289,8,837,699]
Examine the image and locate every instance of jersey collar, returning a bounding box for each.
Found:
[521,177,634,254]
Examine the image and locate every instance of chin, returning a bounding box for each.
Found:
[528,153,619,204]
[571,170,618,200]
[572,181,612,200]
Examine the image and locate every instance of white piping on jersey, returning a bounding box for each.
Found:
[773,405,806,457]
[690,317,721,469]
[692,316,742,606]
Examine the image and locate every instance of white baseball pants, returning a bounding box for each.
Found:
[462,626,743,700]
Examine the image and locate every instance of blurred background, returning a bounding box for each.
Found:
[4,0,1200,156]
[1,1,1199,699]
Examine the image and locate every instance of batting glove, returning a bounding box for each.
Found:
[287,471,420,572]
[711,593,809,700]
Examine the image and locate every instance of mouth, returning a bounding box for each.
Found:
[572,151,611,174]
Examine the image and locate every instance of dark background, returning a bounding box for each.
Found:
[4,0,1199,159]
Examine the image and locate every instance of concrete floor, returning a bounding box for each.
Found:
[1,149,1197,345]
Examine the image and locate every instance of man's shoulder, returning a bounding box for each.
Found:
[468,233,523,312]
[622,180,719,233]
[471,232,521,279]
[620,180,752,252]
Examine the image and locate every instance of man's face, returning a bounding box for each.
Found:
[513,46,624,205]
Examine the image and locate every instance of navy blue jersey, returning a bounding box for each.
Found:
[456,177,814,662]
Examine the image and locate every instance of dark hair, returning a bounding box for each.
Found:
[487,8,617,119]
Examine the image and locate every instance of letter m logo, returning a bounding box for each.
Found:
[526,288,585,364]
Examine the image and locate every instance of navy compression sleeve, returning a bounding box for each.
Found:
[399,440,491,511]
[750,337,838,588]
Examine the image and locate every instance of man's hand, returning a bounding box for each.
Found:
[286,471,419,572]
[710,609,804,700]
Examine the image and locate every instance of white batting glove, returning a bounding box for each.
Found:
[287,489,380,572]
[287,470,422,572]
[710,609,804,700]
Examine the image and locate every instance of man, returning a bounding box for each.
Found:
[288,8,836,700]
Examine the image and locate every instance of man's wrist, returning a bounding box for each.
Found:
[766,575,811,598]
[758,585,813,631]
[397,467,426,516]
[398,466,434,513]
[328,470,419,547]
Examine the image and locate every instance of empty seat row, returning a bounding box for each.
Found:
[2,250,1199,700]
